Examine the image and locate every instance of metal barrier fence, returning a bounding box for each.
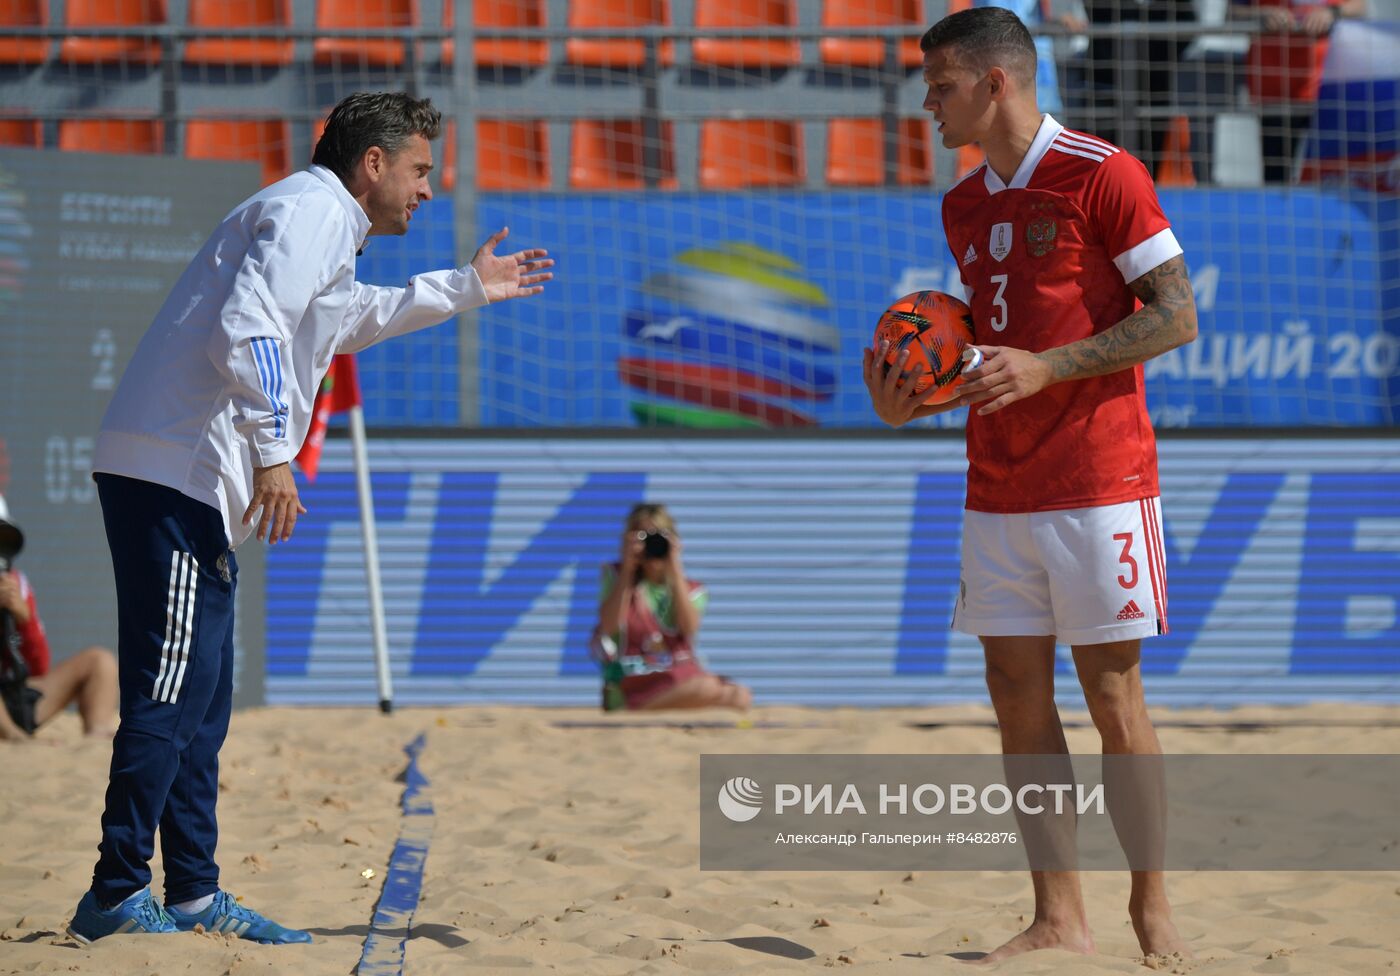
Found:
[1,4,1395,430]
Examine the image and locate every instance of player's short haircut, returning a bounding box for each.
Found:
[919,7,1038,88]
[313,92,442,181]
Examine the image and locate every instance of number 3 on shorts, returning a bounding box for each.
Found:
[1113,531,1138,588]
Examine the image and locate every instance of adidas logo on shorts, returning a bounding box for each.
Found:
[1116,600,1146,621]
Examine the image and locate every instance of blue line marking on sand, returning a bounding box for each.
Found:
[357,733,434,976]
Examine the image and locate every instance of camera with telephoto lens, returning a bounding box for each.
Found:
[636,530,671,560]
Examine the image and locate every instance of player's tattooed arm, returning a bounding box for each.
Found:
[1035,255,1198,383]
[953,255,1196,415]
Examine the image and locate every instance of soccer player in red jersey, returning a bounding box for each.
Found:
[863,6,1198,965]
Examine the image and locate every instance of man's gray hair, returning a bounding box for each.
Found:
[313,91,442,181]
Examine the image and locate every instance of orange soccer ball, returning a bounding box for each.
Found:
[872,290,977,404]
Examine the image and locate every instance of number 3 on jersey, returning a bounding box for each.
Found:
[989,274,1009,332]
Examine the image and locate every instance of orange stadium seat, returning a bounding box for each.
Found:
[566,0,673,69]
[957,143,983,177]
[185,120,292,186]
[437,121,453,190]
[59,119,164,154]
[0,118,42,146]
[826,118,930,186]
[437,121,551,192]
[313,0,416,68]
[570,119,676,189]
[309,114,327,163]
[0,0,49,65]
[692,0,800,68]
[184,0,293,67]
[819,0,923,68]
[476,120,550,189]
[60,0,166,65]
[443,0,548,68]
[699,119,804,188]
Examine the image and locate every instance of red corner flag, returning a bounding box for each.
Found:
[296,354,362,482]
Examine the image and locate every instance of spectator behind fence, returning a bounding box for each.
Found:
[1082,0,1197,175]
[1240,0,1367,183]
[591,504,751,712]
[0,494,118,742]
[974,0,1086,113]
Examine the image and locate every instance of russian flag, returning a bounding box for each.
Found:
[1302,20,1400,193]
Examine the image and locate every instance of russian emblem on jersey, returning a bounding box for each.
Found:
[989,222,1012,262]
[1026,216,1058,257]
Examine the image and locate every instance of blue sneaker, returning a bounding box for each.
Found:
[166,890,312,944]
[67,888,177,943]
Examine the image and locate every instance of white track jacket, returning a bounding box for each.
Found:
[94,165,488,547]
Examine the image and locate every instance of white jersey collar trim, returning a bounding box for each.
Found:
[309,164,371,252]
[983,115,1063,195]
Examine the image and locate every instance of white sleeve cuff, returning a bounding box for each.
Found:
[457,264,489,309]
[1113,227,1183,284]
[247,440,294,468]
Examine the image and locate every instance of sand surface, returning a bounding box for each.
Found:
[3,704,1399,974]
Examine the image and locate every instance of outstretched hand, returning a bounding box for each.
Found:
[470,227,554,303]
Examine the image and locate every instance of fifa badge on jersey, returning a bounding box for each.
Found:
[989,222,1013,262]
[1027,216,1058,257]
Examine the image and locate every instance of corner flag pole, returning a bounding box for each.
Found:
[348,403,393,713]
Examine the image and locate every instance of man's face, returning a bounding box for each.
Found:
[364,133,434,236]
[921,47,990,149]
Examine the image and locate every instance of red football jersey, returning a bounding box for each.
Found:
[941,116,1183,514]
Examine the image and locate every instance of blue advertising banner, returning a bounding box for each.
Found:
[265,436,1400,707]
[354,189,1397,428]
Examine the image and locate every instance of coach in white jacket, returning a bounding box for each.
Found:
[69,92,552,946]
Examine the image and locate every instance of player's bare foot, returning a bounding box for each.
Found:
[965,918,1095,964]
[1132,909,1192,960]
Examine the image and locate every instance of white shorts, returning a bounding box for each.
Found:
[953,497,1169,645]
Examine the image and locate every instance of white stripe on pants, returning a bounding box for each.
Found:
[153,552,198,703]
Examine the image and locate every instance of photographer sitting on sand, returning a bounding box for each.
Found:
[0,494,119,742]
[591,503,751,712]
